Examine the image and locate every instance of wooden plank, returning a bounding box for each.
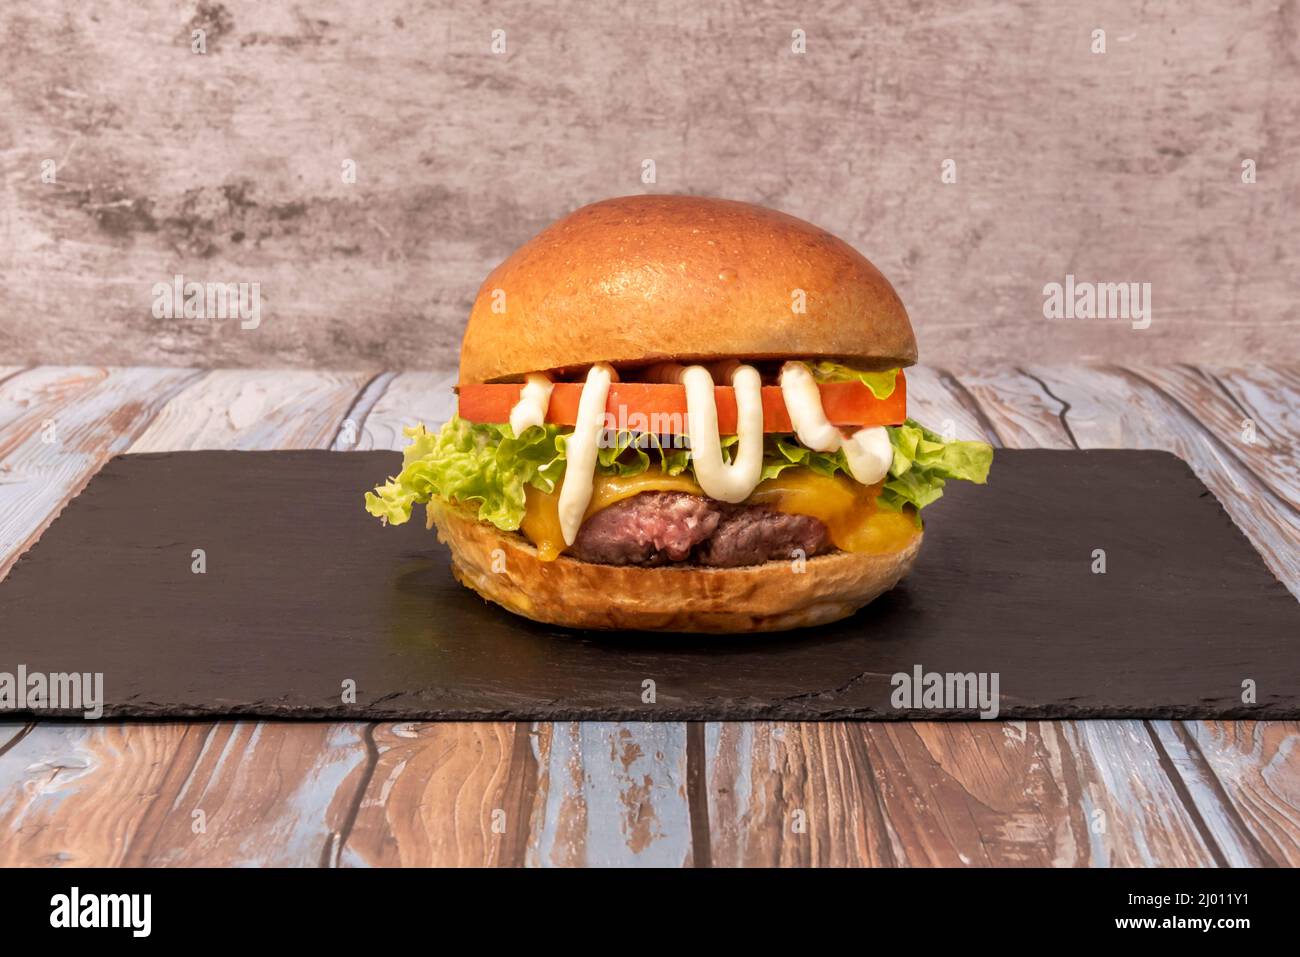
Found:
[341,722,536,867]
[526,723,694,867]
[705,723,895,866]
[1200,365,1300,509]
[882,720,1221,866]
[1121,364,1299,512]
[130,368,371,452]
[0,365,201,580]
[705,715,1230,868]
[706,716,1224,867]
[0,723,32,755]
[122,722,374,868]
[340,724,695,867]
[0,721,363,867]
[0,722,191,867]
[0,368,374,867]
[6,364,1291,868]
[1153,721,1300,866]
[1052,721,1222,866]
[954,368,1076,450]
[899,366,1002,445]
[352,369,457,450]
[330,372,396,450]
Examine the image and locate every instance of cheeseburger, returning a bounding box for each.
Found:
[366,195,992,632]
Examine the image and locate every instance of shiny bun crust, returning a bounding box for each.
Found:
[459,195,917,384]
[429,501,922,633]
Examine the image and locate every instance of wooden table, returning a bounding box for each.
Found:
[0,364,1296,867]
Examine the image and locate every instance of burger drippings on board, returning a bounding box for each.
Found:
[366,195,992,633]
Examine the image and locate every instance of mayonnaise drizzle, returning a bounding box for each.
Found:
[509,373,554,435]
[557,363,614,545]
[840,425,893,485]
[779,361,893,485]
[555,360,892,547]
[779,361,842,452]
[682,364,764,503]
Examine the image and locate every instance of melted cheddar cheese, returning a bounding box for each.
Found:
[747,469,917,555]
[519,467,917,562]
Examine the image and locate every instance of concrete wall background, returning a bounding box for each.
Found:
[1,0,1296,370]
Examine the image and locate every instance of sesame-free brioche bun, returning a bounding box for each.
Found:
[459,195,917,384]
[428,501,923,634]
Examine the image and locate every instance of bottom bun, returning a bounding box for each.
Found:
[427,501,923,634]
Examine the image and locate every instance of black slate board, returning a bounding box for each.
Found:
[1,449,1296,721]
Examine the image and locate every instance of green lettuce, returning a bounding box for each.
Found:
[878,419,993,513]
[364,419,566,529]
[757,436,848,481]
[366,415,992,531]
[809,362,899,399]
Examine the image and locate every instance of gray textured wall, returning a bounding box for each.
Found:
[1,0,1296,370]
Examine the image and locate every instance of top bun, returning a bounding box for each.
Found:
[459,195,917,384]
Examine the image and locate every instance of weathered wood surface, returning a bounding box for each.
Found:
[1156,721,1300,868]
[3,2,1298,370]
[0,365,1296,867]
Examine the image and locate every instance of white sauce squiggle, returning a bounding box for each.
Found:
[682,364,764,503]
[557,363,614,545]
[509,373,554,435]
[779,361,892,485]
[840,425,893,485]
[779,361,842,452]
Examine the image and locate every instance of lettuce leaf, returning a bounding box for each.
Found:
[364,419,566,529]
[808,362,899,399]
[878,418,994,513]
[365,414,993,531]
[757,436,848,481]
[587,430,691,477]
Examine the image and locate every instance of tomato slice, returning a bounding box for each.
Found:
[457,372,906,433]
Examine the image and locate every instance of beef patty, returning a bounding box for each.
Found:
[568,491,832,567]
